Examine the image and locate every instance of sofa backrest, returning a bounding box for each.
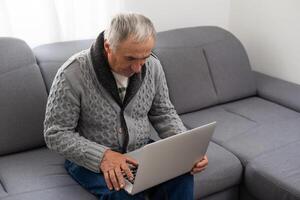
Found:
[34,27,256,115]
[0,38,48,155]
[33,39,94,92]
[154,26,256,114]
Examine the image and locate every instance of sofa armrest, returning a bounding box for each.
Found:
[255,71,300,112]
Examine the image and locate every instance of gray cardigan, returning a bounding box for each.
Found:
[44,49,186,173]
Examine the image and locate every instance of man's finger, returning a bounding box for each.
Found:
[196,157,208,168]
[115,167,125,189]
[192,166,207,174]
[121,163,134,181]
[103,171,113,190]
[109,169,120,191]
[125,156,138,166]
[196,161,208,168]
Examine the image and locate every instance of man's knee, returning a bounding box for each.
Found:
[167,173,194,187]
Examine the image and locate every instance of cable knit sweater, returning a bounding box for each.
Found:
[44,35,186,173]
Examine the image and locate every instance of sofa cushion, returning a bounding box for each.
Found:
[202,38,256,103]
[221,97,300,124]
[202,186,239,200]
[156,26,233,48]
[245,140,300,200]
[225,117,300,165]
[180,106,257,145]
[154,47,218,114]
[33,39,94,92]
[0,185,96,200]
[195,142,242,199]
[0,38,48,155]
[0,148,78,196]
[181,97,300,165]
[155,26,256,106]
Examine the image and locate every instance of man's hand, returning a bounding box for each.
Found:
[100,149,138,191]
[191,155,208,175]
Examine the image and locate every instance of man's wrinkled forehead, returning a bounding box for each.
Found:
[117,36,155,54]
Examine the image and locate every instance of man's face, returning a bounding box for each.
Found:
[104,36,155,77]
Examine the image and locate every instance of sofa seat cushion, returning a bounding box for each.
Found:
[224,117,300,165]
[0,147,94,199]
[245,140,300,200]
[181,97,300,165]
[220,97,300,164]
[180,106,257,145]
[194,142,242,199]
[1,185,96,200]
[221,97,300,124]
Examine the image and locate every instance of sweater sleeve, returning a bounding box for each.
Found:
[148,59,187,139]
[43,65,109,173]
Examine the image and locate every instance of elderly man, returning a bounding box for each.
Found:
[44,13,208,200]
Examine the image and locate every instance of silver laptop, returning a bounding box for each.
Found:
[123,121,216,195]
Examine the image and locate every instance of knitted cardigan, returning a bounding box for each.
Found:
[43,33,186,173]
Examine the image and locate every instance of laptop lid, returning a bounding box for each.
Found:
[127,121,216,194]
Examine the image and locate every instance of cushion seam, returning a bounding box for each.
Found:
[0,177,7,193]
[221,107,257,123]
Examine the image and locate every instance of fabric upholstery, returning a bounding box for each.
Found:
[221,97,300,124]
[181,97,300,166]
[0,148,75,195]
[202,38,256,103]
[156,26,233,48]
[154,47,218,114]
[194,142,242,199]
[180,106,257,145]
[245,140,300,200]
[0,144,242,200]
[0,185,96,200]
[155,26,256,105]
[239,186,259,200]
[202,187,239,200]
[33,39,94,92]
[0,38,48,155]
[255,71,300,113]
[225,117,300,165]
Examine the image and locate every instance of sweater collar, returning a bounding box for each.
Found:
[90,31,146,108]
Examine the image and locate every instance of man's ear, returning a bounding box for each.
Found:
[104,40,112,55]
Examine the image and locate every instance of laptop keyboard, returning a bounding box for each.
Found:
[122,164,138,184]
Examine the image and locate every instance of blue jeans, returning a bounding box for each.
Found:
[65,160,194,200]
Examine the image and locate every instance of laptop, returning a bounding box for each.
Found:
[123,121,216,195]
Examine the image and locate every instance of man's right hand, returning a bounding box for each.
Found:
[100,149,138,191]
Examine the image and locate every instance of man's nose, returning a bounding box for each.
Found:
[131,60,145,73]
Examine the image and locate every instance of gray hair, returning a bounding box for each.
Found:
[104,13,156,51]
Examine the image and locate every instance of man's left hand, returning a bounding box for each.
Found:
[191,155,208,175]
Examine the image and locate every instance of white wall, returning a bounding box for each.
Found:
[119,0,231,32]
[229,0,300,84]
[121,0,300,85]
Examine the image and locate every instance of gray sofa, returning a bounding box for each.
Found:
[1,26,300,200]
